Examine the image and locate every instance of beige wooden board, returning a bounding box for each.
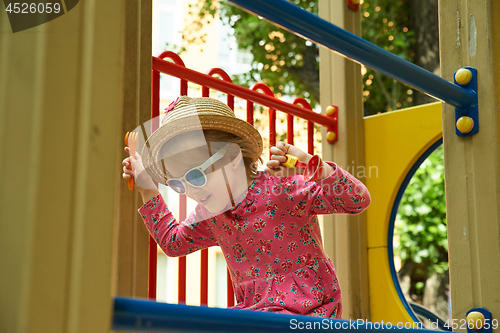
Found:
[319,0,369,321]
[115,0,152,302]
[0,0,152,332]
[439,0,500,330]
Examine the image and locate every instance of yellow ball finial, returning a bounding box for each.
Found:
[455,68,472,85]
[466,311,485,330]
[326,131,336,142]
[325,105,337,116]
[456,116,474,133]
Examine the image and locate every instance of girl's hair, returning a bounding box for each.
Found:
[159,129,263,178]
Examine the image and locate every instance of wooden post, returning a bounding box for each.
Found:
[0,0,151,331]
[115,0,152,301]
[319,0,370,321]
[439,0,500,329]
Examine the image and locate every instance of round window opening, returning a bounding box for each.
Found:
[390,143,451,330]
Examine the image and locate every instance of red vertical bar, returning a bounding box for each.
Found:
[200,84,210,306]
[200,249,209,305]
[308,120,314,155]
[292,98,314,154]
[181,81,188,96]
[148,240,157,300]
[227,269,234,307]
[246,101,254,125]
[178,74,188,303]
[287,114,294,145]
[178,257,187,304]
[269,107,276,152]
[202,86,209,97]
[148,239,157,300]
[178,195,187,304]
[152,70,160,129]
[154,51,189,303]
[148,69,161,300]
[226,86,235,307]
[250,83,276,154]
[202,71,239,307]
[227,94,234,111]
[178,70,187,304]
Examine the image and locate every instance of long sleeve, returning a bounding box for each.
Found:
[270,162,370,216]
[138,194,218,257]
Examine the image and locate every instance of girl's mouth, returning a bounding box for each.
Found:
[200,195,211,203]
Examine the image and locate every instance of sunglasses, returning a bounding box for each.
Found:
[166,143,232,194]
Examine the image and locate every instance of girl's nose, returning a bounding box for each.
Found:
[185,183,202,196]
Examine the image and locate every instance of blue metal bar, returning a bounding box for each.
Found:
[410,302,450,331]
[227,0,476,111]
[113,297,442,332]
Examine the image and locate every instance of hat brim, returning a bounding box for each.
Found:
[141,114,263,185]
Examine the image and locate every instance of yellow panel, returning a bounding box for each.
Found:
[368,247,414,324]
[364,102,442,249]
[364,102,442,323]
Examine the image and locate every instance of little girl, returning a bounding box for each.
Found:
[122,96,370,318]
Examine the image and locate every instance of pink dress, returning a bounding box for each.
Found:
[139,162,370,318]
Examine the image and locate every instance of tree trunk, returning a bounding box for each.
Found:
[423,270,450,321]
[398,260,414,300]
[409,0,440,105]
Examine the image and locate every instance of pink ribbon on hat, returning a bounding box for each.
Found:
[165,97,180,113]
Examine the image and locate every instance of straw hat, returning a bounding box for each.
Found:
[141,96,263,185]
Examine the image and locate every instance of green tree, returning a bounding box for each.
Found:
[361,0,415,113]
[185,0,422,114]
[185,0,320,106]
[396,146,448,287]
[395,145,448,319]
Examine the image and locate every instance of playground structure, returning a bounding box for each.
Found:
[113,51,445,331]
[1,0,500,332]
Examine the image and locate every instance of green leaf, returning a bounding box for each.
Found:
[394,146,447,278]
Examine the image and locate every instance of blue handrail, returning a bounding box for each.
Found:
[409,302,451,331]
[113,297,441,332]
[227,0,476,111]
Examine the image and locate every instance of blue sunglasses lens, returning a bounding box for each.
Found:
[168,180,186,194]
[185,169,206,186]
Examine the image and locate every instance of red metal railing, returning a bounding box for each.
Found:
[150,51,336,306]
[152,56,334,127]
[151,51,188,303]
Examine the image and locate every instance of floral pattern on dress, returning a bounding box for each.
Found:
[138,162,370,318]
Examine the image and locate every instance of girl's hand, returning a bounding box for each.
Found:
[122,147,158,196]
[264,142,311,177]
[264,141,335,180]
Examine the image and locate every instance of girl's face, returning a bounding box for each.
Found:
[164,142,248,214]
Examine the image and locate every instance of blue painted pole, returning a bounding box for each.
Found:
[227,0,476,111]
[113,297,439,332]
